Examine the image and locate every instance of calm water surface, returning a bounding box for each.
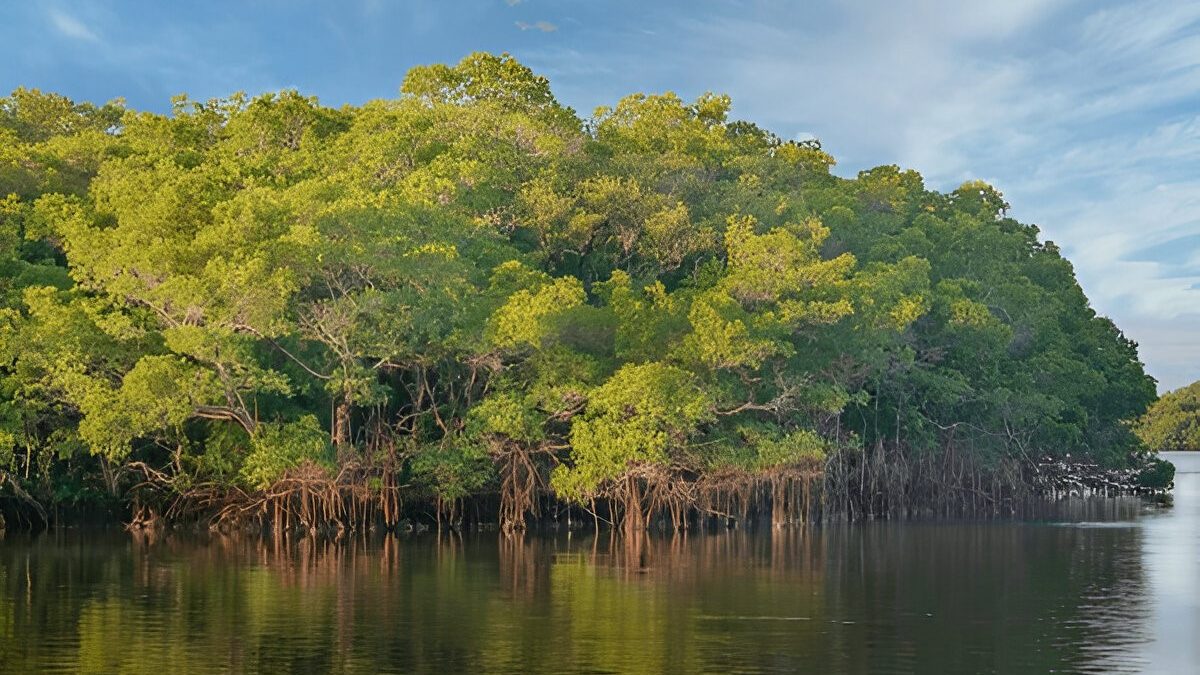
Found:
[1,452,1197,674]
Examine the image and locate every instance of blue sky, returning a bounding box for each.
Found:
[3,0,1199,391]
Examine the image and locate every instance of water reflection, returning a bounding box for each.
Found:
[0,455,1196,674]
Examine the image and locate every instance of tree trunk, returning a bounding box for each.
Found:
[333,396,352,452]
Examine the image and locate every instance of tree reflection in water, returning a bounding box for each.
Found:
[0,502,1172,673]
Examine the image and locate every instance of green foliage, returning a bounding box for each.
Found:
[76,355,218,461]
[753,429,827,471]
[409,438,493,501]
[239,416,331,490]
[553,363,711,501]
[467,391,546,443]
[487,268,586,350]
[700,423,827,473]
[402,52,573,125]
[1137,457,1176,490]
[1135,381,1200,453]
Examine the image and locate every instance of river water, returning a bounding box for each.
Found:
[0,452,1197,674]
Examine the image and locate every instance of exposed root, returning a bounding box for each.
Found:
[162,462,404,536]
[493,443,547,535]
[0,469,48,527]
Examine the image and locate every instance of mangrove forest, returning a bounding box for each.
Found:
[0,53,1173,535]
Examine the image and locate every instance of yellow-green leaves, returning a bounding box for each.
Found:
[851,256,931,332]
[642,202,713,271]
[594,91,734,169]
[683,291,785,370]
[487,268,585,350]
[467,391,546,444]
[598,270,686,363]
[1134,381,1200,454]
[949,298,996,328]
[240,416,331,490]
[753,429,826,471]
[401,52,572,126]
[934,278,1010,342]
[77,356,220,461]
[723,216,855,309]
[553,362,712,501]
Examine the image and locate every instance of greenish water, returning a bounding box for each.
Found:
[1,452,1197,674]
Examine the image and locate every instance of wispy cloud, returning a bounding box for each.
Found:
[505,0,524,6]
[516,20,557,32]
[47,8,100,42]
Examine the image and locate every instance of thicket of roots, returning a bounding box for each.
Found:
[595,465,676,534]
[493,443,546,535]
[584,462,824,534]
[106,441,1163,537]
[822,440,1034,520]
[159,462,404,536]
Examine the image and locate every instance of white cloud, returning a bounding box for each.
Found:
[516,20,557,32]
[47,8,100,42]
[1119,316,1200,392]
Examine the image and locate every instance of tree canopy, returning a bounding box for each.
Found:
[1135,381,1200,453]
